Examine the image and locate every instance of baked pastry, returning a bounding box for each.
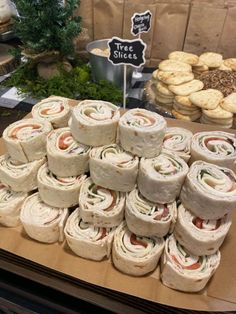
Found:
[32,96,71,128]
[89,144,139,192]
[125,187,177,237]
[112,221,165,276]
[20,192,68,243]
[161,234,221,292]
[0,154,45,192]
[162,127,193,162]
[79,177,125,227]
[174,204,232,256]
[0,183,27,227]
[180,161,236,219]
[3,118,52,163]
[138,152,188,203]
[191,131,236,170]
[64,208,115,261]
[37,163,86,208]
[70,100,120,146]
[118,108,166,158]
[47,127,90,177]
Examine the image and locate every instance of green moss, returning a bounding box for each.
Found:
[4,63,123,104]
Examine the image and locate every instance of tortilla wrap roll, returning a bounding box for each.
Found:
[118,108,166,158]
[79,177,125,227]
[47,127,90,177]
[89,144,139,192]
[64,208,115,261]
[37,163,86,208]
[180,161,236,219]
[20,192,68,243]
[161,234,221,292]
[70,100,120,146]
[0,154,45,192]
[32,96,71,128]
[125,187,177,237]
[138,152,188,203]
[112,221,165,276]
[3,118,52,163]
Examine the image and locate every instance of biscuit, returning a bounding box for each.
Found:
[200,116,233,128]
[156,90,174,100]
[223,58,236,71]
[168,79,204,96]
[189,89,224,109]
[202,106,233,119]
[173,102,201,114]
[156,81,175,96]
[219,63,232,71]
[174,95,198,108]
[220,93,236,113]
[192,64,209,72]
[199,52,223,68]
[156,94,173,104]
[152,69,159,80]
[158,59,192,72]
[172,110,201,122]
[168,51,199,65]
[157,71,194,85]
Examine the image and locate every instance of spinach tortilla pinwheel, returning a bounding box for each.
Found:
[161,234,220,292]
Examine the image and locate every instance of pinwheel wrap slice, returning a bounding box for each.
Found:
[3,118,52,163]
[79,177,125,227]
[37,163,86,208]
[138,152,189,203]
[112,221,165,276]
[70,100,120,147]
[0,183,27,227]
[32,97,71,128]
[174,204,232,256]
[20,192,68,243]
[64,208,116,261]
[89,144,139,192]
[47,127,90,177]
[118,109,166,158]
[191,131,236,170]
[125,188,177,237]
[161,234,221,292]
[180,161,236,219]
[0,154,45,192]
[162,127,193,162]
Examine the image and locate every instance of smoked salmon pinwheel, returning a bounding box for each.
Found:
[89,144,139,192]
[174,204,232,256]
[37,163,86,208]
[118,108,166,158]
[3,118,52,163]
[180,161,236,219]
[32,96,71,128]
[20,192,68,243]
[47,127,90,177]
[64,208,116,261]
[112,221,165,276]
[70,100,120,146]
[138,152,188,203]
[79,177,125,227]
[191,131,236,170]
[0,154,45,192]
[161,234,221,292]
[125,188,177,237]
[0,183,27,227]
[162,127,193,162]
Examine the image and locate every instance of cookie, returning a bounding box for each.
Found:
[156,81,175,96]
[189,89,224,109]
[219,63,232,71]
[199,52,223,68]
[202,106,233,119]
[223,58,236,71]
[172,109,201,122]
[156,94,174,104]
[159,59,192,72]
[157,71,194,85]
[173,101,201,114]
[220,93,236,113]
[168,51,199,66]
[174,96,198,109]
[168,79,204,96]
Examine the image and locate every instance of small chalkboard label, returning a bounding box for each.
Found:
[131,10,152,36]
[108,37,146,68]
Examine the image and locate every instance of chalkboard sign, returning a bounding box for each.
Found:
[108,37,146,68]
[131,10,152,36]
